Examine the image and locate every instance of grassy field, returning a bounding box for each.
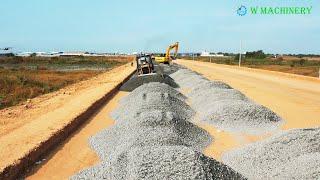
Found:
[0,55,132,70]
[0,56,132,109]
[182,56,320,77]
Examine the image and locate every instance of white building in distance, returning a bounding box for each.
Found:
[200,51,224,57]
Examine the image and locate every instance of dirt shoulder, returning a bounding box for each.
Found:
[0,63,135,178]
[26,91,128,180]
[176,59,320,158]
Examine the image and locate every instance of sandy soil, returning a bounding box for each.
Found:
[176,59,320,159]
[26,91,128,180]
[0,63,135,175]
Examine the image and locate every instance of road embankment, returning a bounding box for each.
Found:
[0,63,135,180]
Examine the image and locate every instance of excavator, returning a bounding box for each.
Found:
[155,42,179,64]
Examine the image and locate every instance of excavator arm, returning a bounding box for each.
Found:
[155,42,179,64]
[165,42,179,60]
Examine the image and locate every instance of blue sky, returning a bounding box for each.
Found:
[0,0,319,54]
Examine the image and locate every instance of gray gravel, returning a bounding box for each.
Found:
[222,127,320,180]
[90,110,212,161]
[71,82,245,179]
[188,89,248,110]
[170,68,284,135]
[158,63,183,75]
[120,73,178,92]
[188,80,233,95]
[72,146,245,180]
[111,84,194,122]
[170,70,207,89]
[198,100,283,134]
[119,82,187,105]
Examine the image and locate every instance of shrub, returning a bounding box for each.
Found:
[299,59,306,66]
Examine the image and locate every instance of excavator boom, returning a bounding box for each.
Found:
[155,42,179,64]
[165,42,179,60]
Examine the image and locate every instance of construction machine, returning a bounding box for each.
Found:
[120,53,178,91]
[155,42,179,64]
[136,54,155,75]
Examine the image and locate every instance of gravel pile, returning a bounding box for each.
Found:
[188,81,233,95]
[90,110,212,161]
[72,146,245,180]
[170,69,207,89]
[222,128,320,180]
[197,100,282,134]
[111,84,194,122]
[188,89,247,109]
[158,63,184,75]
[170,68,284,134]
[119,82,187,105]
[120,73,178,92]
[71,82,245,179]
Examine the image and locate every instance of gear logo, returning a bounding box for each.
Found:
[237,5,247,16]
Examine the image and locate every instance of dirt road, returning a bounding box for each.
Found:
[26,91,128,180]
[176,59,320,159]
[0,63,135,178]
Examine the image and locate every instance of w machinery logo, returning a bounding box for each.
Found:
[237,5,247,16]
[237,5,312,16]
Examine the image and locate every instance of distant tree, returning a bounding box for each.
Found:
[234,54,245,61]
[245,50,267,59]
[299,59,306,66]
[3,53,15,57]
[30,53,37,57]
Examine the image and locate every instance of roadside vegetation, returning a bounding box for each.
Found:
[0,56,133,109]
[182,51,320,77]
[0,55,132,70]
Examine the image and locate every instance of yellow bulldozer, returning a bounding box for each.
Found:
[155,42,179,64]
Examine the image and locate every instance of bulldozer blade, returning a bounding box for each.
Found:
[120,73,178,92]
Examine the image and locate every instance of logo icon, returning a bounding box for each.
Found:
[237,5,247,16]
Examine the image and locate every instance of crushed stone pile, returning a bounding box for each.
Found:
[197,100,283,134]
[90,110,212,161]
[111,85,194,122]
[170,69,207,89]
[119,82,187,105]
[120,73,178,92]
[188,89,247,109]
[71,82,246,179]
[72,146,245,180]
[170,68,284,135]
[222,128,320,180]
[158,63,184,75]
